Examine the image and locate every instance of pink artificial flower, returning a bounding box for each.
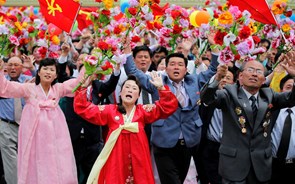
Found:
[218,46,235,65]
[9,35,19,46]
[85,55,98,66]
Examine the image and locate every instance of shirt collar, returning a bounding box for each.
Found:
[242,87,259,100]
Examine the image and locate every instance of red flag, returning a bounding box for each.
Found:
[76,7,97,31]
[228,0,278,25]
[38,0,81,33]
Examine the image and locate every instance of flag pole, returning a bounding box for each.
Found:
[69,2,82,34]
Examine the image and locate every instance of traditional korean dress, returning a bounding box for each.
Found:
[74,87,178,184]
[0,70,82,184]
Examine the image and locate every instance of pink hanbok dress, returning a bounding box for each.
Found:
[0,71,80,184]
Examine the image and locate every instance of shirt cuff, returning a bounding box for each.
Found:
[113,69,120,76]
[208,75,219,88]
[58,56,68,64]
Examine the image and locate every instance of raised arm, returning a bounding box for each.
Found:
[0,59,29,98]
[143,72,178,123]
[73,87,109,125]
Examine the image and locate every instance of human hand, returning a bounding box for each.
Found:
[149,71,165,90]
[61,42,71,56]
[281,50,295,77]
[143,104,155,112]
[215,64,228,81]
[122,36,132,54]
[0,58,4,71]
[22,55,35,70]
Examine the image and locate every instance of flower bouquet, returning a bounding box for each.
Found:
[210,4,266,65]
[72,40,116,92]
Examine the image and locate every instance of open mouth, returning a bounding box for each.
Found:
[173,71,180,76]
[125,94,132,99]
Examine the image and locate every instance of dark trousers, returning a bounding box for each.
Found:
[222,165,269,184]
[271,157,295,184]
[72,135,103,184]
[153,141,197,184]
[193,138,209,184]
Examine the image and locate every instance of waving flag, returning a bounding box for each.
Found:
[228,0,278,25]
[38,0,81,33]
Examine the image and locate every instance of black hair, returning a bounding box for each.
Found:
[35,58,59,86]
[66,61,75,77]
[132,45,152,58]
[259,38,271,51]
[31,45,39,55]
[165,53,188,67]
[117,75,142,114]
[280,74,294,90]
[153,46,168,57]
[156,56,166,68]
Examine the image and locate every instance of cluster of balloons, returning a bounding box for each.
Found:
[189,8,213,27]
[120,0,130,13]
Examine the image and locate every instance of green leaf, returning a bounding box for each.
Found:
[230,43,238,55]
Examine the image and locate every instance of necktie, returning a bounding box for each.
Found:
[14,98,22,124]
[173,82,185,107]
[277,108,292,159]
[142,89,150,105]
[249,96,258,121]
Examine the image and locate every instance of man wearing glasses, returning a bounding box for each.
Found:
[200,52,295,184]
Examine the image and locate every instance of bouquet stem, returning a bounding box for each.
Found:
[72,74,91,93]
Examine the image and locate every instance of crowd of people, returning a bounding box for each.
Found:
[0,1,295,184]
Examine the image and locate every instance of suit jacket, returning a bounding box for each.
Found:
[124,54,219,148]
[200,82,295,182]
[58,62,120,143]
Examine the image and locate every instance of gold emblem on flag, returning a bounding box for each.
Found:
[46,0,62,16]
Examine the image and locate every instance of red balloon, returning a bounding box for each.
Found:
[195,10,211,26]
[48,23,63,36]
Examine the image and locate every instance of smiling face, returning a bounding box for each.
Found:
[166,56,187,83]
[239,60,265,93]
[38,64,57,85]
[120,80,140,105]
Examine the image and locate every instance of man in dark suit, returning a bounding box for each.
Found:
[198,68,236,184]
[57,43,120,184]
[270,74,295,184]
[200,52,295,184]
[123,38,219,183]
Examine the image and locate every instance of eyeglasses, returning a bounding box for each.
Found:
[7,63,22,67]
[244,67,264,75]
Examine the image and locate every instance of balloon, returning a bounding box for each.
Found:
[119,0,128,6]
[213,18,219,26]
[195,10,211,27]
[120,2,130,13]
[48,23,62,36]
[189,10,199,27]
[291,14,295,22]
[205,7,214,18]
[33,7,39,15]
[72,21,78,32]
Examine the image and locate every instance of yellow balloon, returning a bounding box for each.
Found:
[213,18,219,27]
[189,10,199,27]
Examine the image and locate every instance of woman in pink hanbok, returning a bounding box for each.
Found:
[0,58,82,184]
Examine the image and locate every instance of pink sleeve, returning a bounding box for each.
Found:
[58,67,86,97]
[0,71,29,98]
